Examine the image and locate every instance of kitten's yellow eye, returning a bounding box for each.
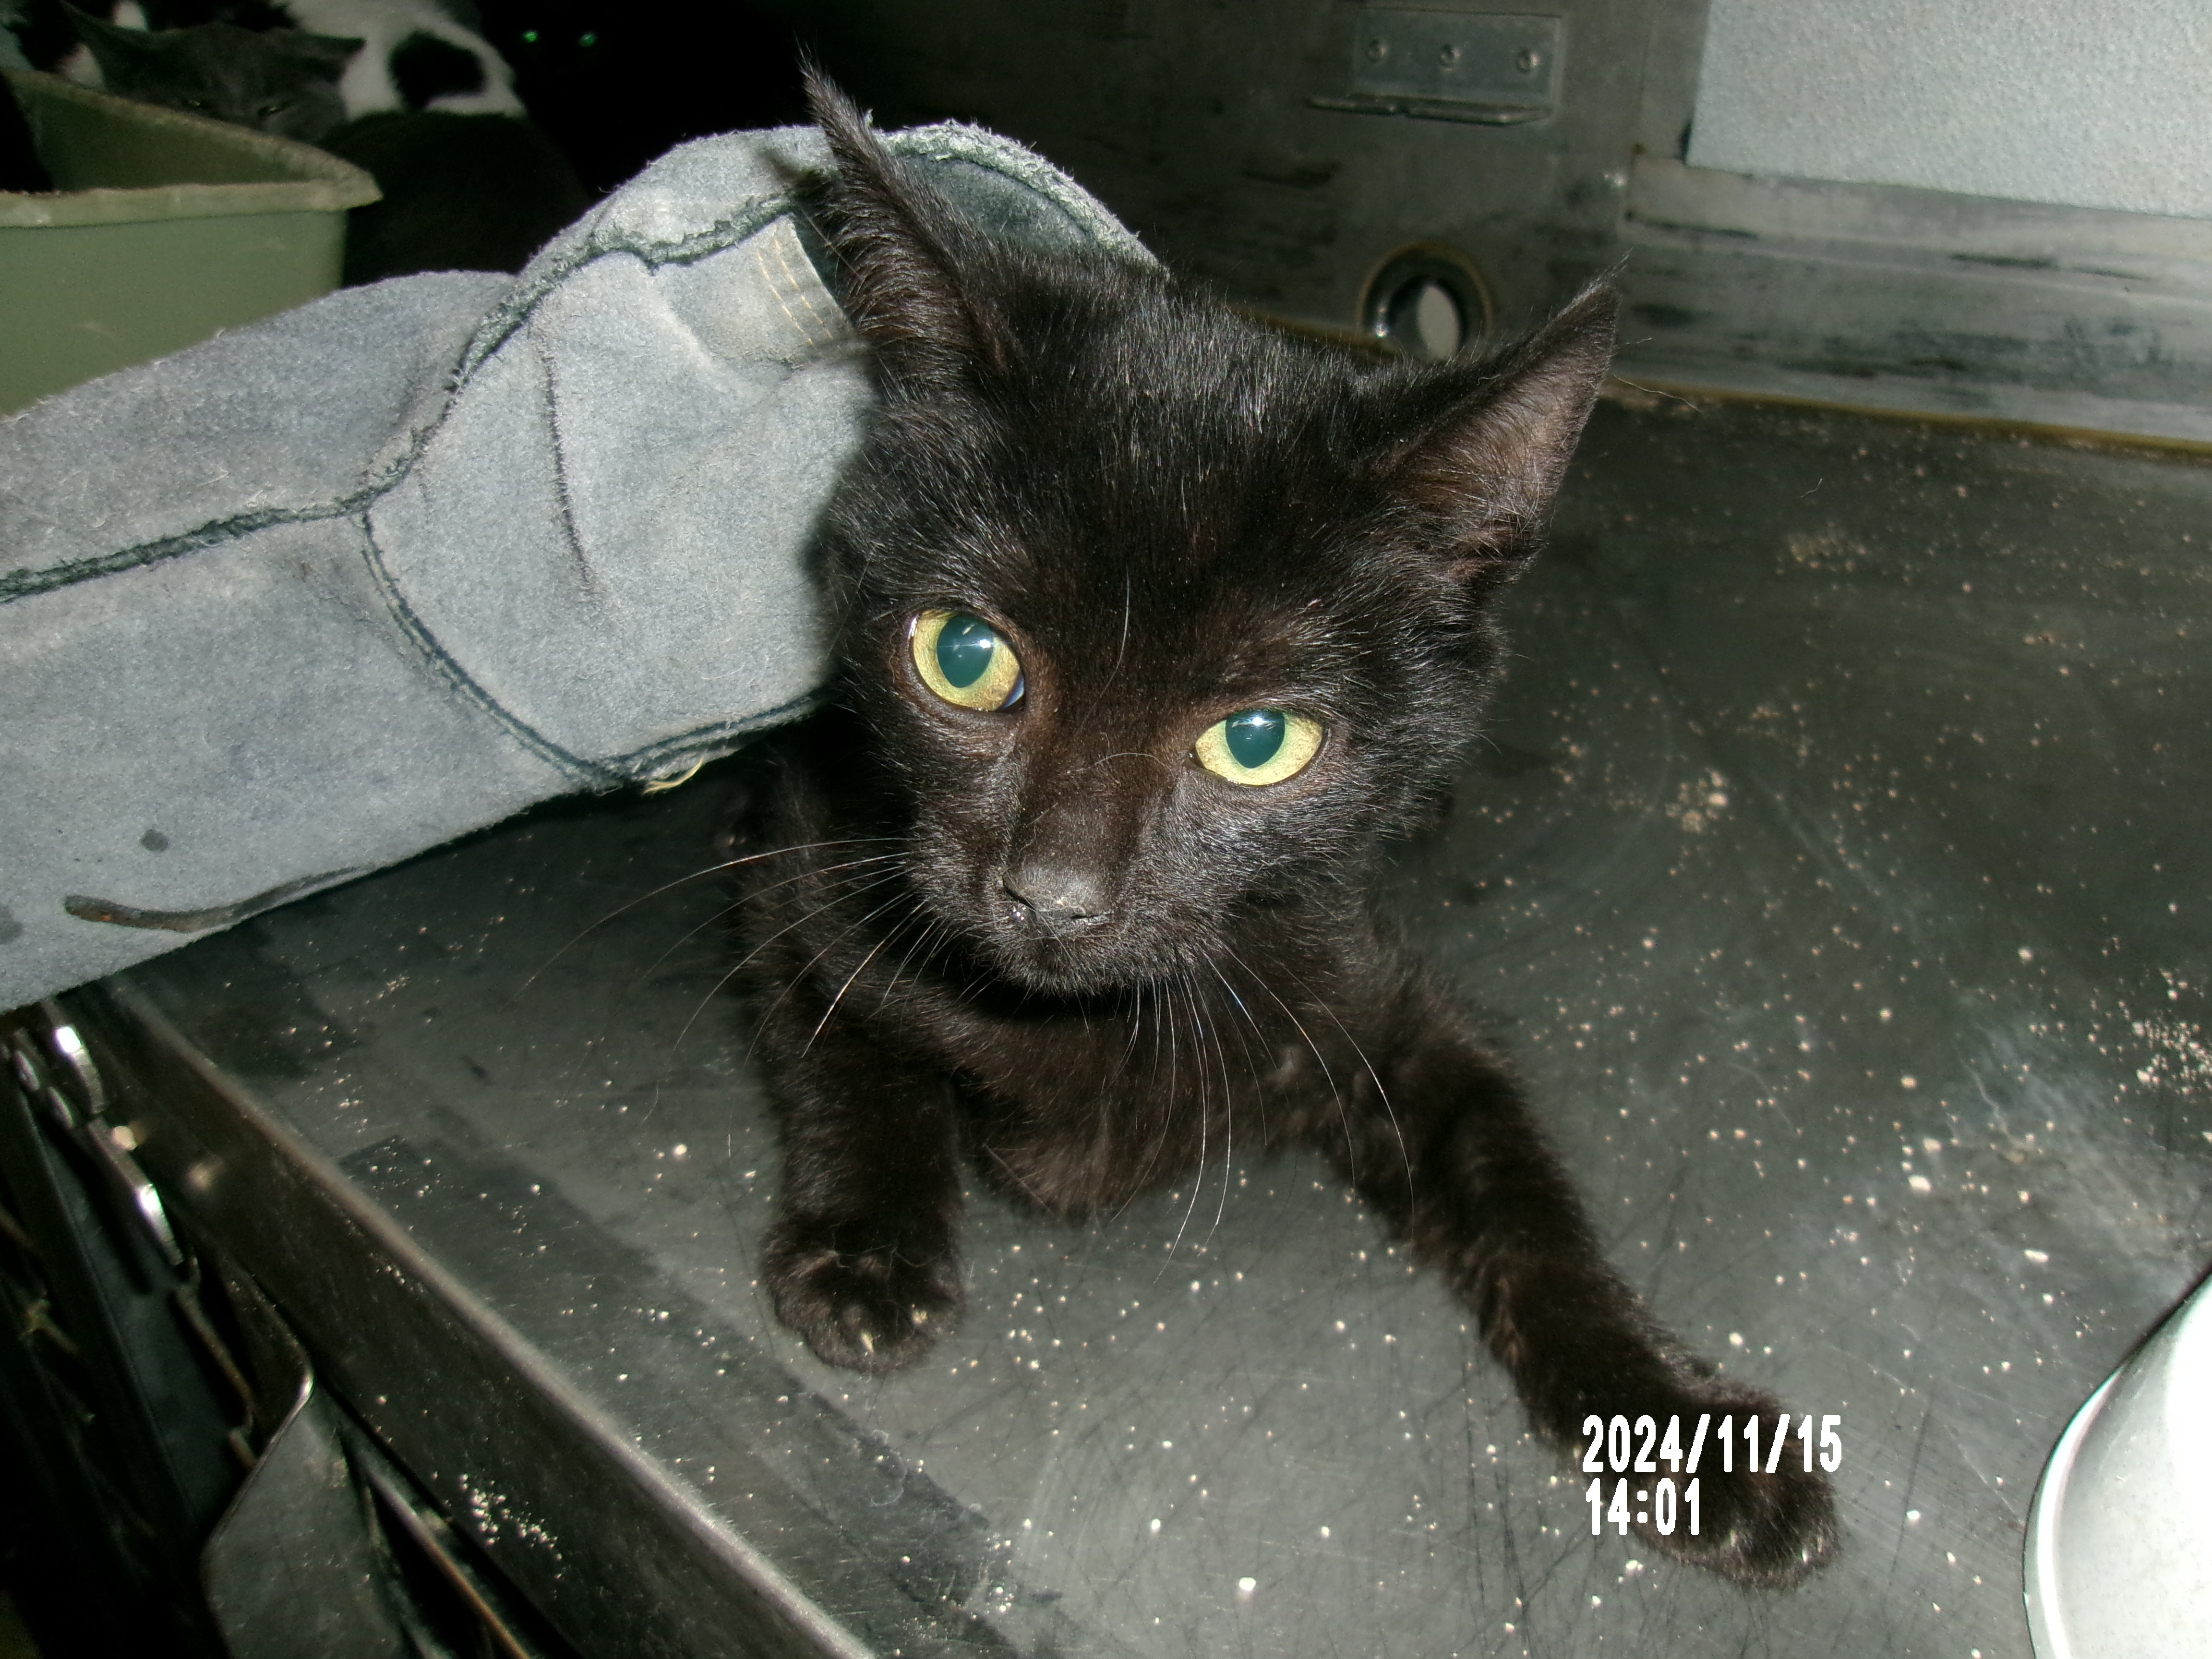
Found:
[911,609,1024,711]
[1194,708,1323,785]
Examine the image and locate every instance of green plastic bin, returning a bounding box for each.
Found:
[1,70,378,414]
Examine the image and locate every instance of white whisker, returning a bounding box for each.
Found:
[1161,972,1211,1269]
[632,852,908,990]
[804,912,909,1053]
[1222,942,1351,1168]
[873,913,948,1012]
[674,868,909,1058]
[1284,965,1413,1197]
[515,836,903,998]
[749,883,922,1057]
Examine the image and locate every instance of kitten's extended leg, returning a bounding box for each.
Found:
[757,1004,966,1373]
[1322,979,1839,1587]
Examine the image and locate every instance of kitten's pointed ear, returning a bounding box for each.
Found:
[1390,282,1617,577]
[805,67,1004,395]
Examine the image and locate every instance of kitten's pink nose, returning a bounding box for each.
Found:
[1003,862,1111,926]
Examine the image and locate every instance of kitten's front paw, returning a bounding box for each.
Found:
[764,1221,962,1374]
[1628,1387,1839,1588]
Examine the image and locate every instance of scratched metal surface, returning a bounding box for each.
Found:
[120,394,2212,1658]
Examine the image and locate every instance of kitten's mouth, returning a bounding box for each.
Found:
[998,949,1120,996]
[988,915,1129,994]
[971,883,1160,996]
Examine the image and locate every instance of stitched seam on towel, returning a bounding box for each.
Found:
[1,201,806,608]
[0,381,471,606]
[1,129,1133,609]
[458,198,800,380]
[887,123,1156,264]
[538,344,596,595]
[355,512,620,790]
[454,126,1140,381]
[0,489,382,604]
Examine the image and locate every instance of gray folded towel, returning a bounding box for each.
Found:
[0,119,1149,1009]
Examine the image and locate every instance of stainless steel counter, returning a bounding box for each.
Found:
[72,392,2212,1658]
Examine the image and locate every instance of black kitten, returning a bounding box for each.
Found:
[64,3,360,142]
[737,78,1839,1590]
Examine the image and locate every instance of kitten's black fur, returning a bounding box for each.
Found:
[64,3,360,141]
[737,78,1839,1590]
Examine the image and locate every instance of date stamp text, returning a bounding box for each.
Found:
[1578,1412,1844,1536]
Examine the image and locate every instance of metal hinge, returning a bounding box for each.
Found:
[1313,7,1562,126]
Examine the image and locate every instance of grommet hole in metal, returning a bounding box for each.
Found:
[1361,246,1495,361]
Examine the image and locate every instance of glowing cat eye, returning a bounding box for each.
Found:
[1194,708,1323,786]
[911,609,1024,711]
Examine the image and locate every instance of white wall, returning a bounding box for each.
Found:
[1687,0,2212,220]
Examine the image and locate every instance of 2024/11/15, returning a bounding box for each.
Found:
[1582,1412,1845,1537]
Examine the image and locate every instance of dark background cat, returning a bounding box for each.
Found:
[732,78,1839,1590]
[11,1,596,281]
[63,2,361,140]
[7,0,810,194]
[5,0,802,276]
[15,0,522,120]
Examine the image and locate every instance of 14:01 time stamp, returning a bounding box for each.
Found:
[1580,1412,1844,1537]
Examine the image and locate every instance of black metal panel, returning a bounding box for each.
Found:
[68,982,1012,1659]
[0,1010,238,1658]
[771,0,2212,442]
[778,0,1651,342]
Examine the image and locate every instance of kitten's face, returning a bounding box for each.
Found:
[71,12,361,142]
[840,332,1492,994]
[810,84,1613,996]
